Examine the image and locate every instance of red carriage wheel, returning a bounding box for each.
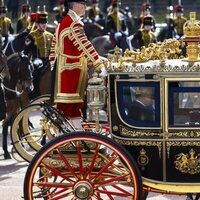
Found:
[24,132,142,199]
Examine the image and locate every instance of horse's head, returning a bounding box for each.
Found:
[18,53,34,93]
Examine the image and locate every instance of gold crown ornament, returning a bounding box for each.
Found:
[183,12,200,38]
[183,12,200,61]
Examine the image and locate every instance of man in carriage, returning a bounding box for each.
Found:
[16,3,31,33]
[50,0,105,130]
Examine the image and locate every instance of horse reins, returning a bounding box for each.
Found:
[0,65,23,96]
[0,65,6,80]
[1,82,24,97]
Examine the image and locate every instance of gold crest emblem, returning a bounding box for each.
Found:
[174,149,200,174]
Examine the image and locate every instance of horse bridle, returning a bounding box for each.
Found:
[1,54,33,96]
[0,65,22,96]
[0,65,7,80]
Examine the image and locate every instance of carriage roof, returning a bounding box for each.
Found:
[105,40,200,75]
[105,12,200,74]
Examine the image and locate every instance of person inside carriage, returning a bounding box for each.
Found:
[172,4,187,38]
[128,15,157,49]
[128,87,155,122]
[23,8,54,99]
[16,3,31,33]
[50,0,105,131]
[0,3,14,48]
[105,0,129,51]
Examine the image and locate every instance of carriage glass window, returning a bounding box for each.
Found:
[168,81,200,127]
[116,81,160,127]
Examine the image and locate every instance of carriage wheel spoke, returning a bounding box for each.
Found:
[93,192,104,200]
[76,141,84,177]
[91,155,118,180]
[96,172,130,187]
[87,145,100,176]
[96,188,132,197]
[34,182,72,189]
[102,186,114,200]
[42,163,75,184]
[48,190,74,200]
[57,148,79,180]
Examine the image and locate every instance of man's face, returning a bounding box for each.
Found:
[24,12,29,17]
[73,2,86,17]
[0,13,6,18]
[37,23,47,32]
[177,12,182,17]
[144,25,152,31]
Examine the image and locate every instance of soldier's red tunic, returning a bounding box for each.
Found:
[50,9,103,119]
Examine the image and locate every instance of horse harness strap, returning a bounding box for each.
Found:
[0,65,6,80]
[1,82,23,97]
[6,53,18,61]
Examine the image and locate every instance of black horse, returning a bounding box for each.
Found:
[157,18,177,42]
[84,19,106,41]
[0,51,10,121]
[3,31,29,57]
[2,52,34,159]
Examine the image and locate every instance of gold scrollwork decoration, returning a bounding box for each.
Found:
[168,130,200,138]
[167,141,200,158]
[174,149,200,174]
[121,127,161,138]
[114,137,162,158]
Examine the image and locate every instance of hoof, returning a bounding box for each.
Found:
[4,152,11,159]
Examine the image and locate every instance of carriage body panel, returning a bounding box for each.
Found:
[108,59,200,189]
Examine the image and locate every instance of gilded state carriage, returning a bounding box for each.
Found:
[11,12,200,200]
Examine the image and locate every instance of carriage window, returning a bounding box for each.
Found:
[168,81,200,127]
[117,81,160,127]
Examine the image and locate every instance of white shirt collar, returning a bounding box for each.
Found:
[68,9,82,21]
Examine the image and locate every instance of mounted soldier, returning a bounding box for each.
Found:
[54,0,65,24]
[138,2,156,32]
[157,5,177,42]
[105,0,128,50]
[0,1,14,48]
[173,4,187,38]
[87,0,103,24]
[3,12,37,58]
[129,15,157,49]
[16,2,31,33]
[24,7,54,98]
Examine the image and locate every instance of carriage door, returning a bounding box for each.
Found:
[164,77,200,183]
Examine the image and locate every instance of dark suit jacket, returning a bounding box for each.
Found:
[128,100,155,122]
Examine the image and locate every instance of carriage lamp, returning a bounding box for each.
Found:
[87,73,106,132]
